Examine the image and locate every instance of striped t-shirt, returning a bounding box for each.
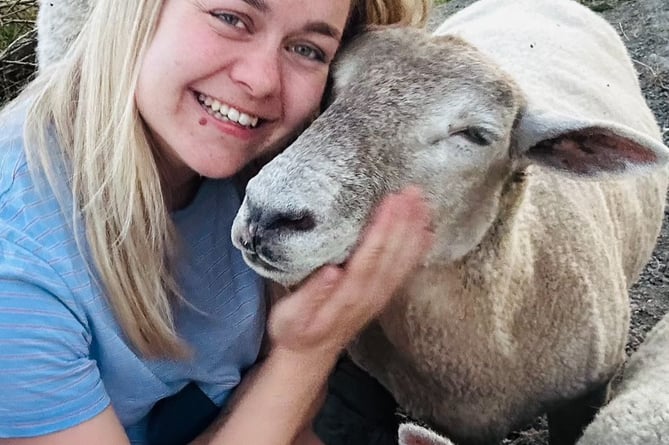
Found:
[0,108,265,443]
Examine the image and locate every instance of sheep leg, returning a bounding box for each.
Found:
[546,380,611,445]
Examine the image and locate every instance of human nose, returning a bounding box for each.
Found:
[230,42,281,98]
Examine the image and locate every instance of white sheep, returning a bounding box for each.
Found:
[35,0,92,69]
[231,0,669,443]
[575,312,669,445]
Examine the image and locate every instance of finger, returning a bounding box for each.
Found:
[324,187,432,329]
[314,188,431,346]
[345,187,432,300]
[375,187,434,289]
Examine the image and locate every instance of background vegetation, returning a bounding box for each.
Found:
[0,0,37,105]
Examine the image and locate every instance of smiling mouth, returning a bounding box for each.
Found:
[195,92,264,129]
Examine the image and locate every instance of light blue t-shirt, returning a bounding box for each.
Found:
[0,109,265,443]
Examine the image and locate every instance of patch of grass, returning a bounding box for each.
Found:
[0,0,36,50]
[0,0,38,106]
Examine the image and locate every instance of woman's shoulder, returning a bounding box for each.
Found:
[0,97,67,208]
[0,100,85,281]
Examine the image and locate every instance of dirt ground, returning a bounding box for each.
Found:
[429,1,669,444]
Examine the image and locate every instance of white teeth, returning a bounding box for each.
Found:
[197,93,259,128]
[227,108,240,122]
[238,113,252,126]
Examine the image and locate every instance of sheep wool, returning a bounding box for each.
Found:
[577,313,669,445]
[36,0,92,69]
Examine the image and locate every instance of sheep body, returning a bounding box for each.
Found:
[231,0,669,443]
[350,1,668,441]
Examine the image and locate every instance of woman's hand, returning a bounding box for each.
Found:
[267,186,434,359]
[197,187,432,445]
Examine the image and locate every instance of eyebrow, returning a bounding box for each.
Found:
[241,0,342,41]
[304,22,343,41]
[242,0,270,12]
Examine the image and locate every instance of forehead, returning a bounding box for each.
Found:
[267,0,351,29]
[193,0,351,31]
[332,28,515,107]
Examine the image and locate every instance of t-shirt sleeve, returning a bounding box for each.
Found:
[0,238,110,438]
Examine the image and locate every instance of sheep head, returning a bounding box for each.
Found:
[231,26,669,286]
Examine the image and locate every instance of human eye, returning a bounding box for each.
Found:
[289,43,326,63]
[212,12,248,30]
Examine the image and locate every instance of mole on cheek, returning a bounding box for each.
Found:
[199,118,208,126]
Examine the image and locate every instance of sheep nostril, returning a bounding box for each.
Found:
[285,213,316,232]
[238,223,258,253]
[241,207,316,256]
[266,211,316,233]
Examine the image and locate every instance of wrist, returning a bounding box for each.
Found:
[199,343,340,444]
[267,344,341,376]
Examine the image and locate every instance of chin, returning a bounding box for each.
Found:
[193,156,254,180]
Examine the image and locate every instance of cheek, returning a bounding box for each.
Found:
[135,48,175,115]
[137,27,204,99]
[135,60,173,131]
[135,70,156,128]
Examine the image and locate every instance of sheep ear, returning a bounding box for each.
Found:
[513,111,669,178]
[398,423,455,445]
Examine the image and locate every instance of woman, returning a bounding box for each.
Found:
[0,0,432,444]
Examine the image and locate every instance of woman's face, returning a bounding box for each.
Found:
[136,0,351,183]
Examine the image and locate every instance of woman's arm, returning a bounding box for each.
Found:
[0,407,130,445]
[191,347,336,445]
[0,243,129,445]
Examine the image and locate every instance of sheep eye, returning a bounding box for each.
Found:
[455,127,491,146]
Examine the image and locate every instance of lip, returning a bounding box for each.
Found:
[194,90,279,124]
[192,91,262,141]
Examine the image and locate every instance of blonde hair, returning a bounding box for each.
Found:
[13,0,432,358]
[349,0,431,37]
